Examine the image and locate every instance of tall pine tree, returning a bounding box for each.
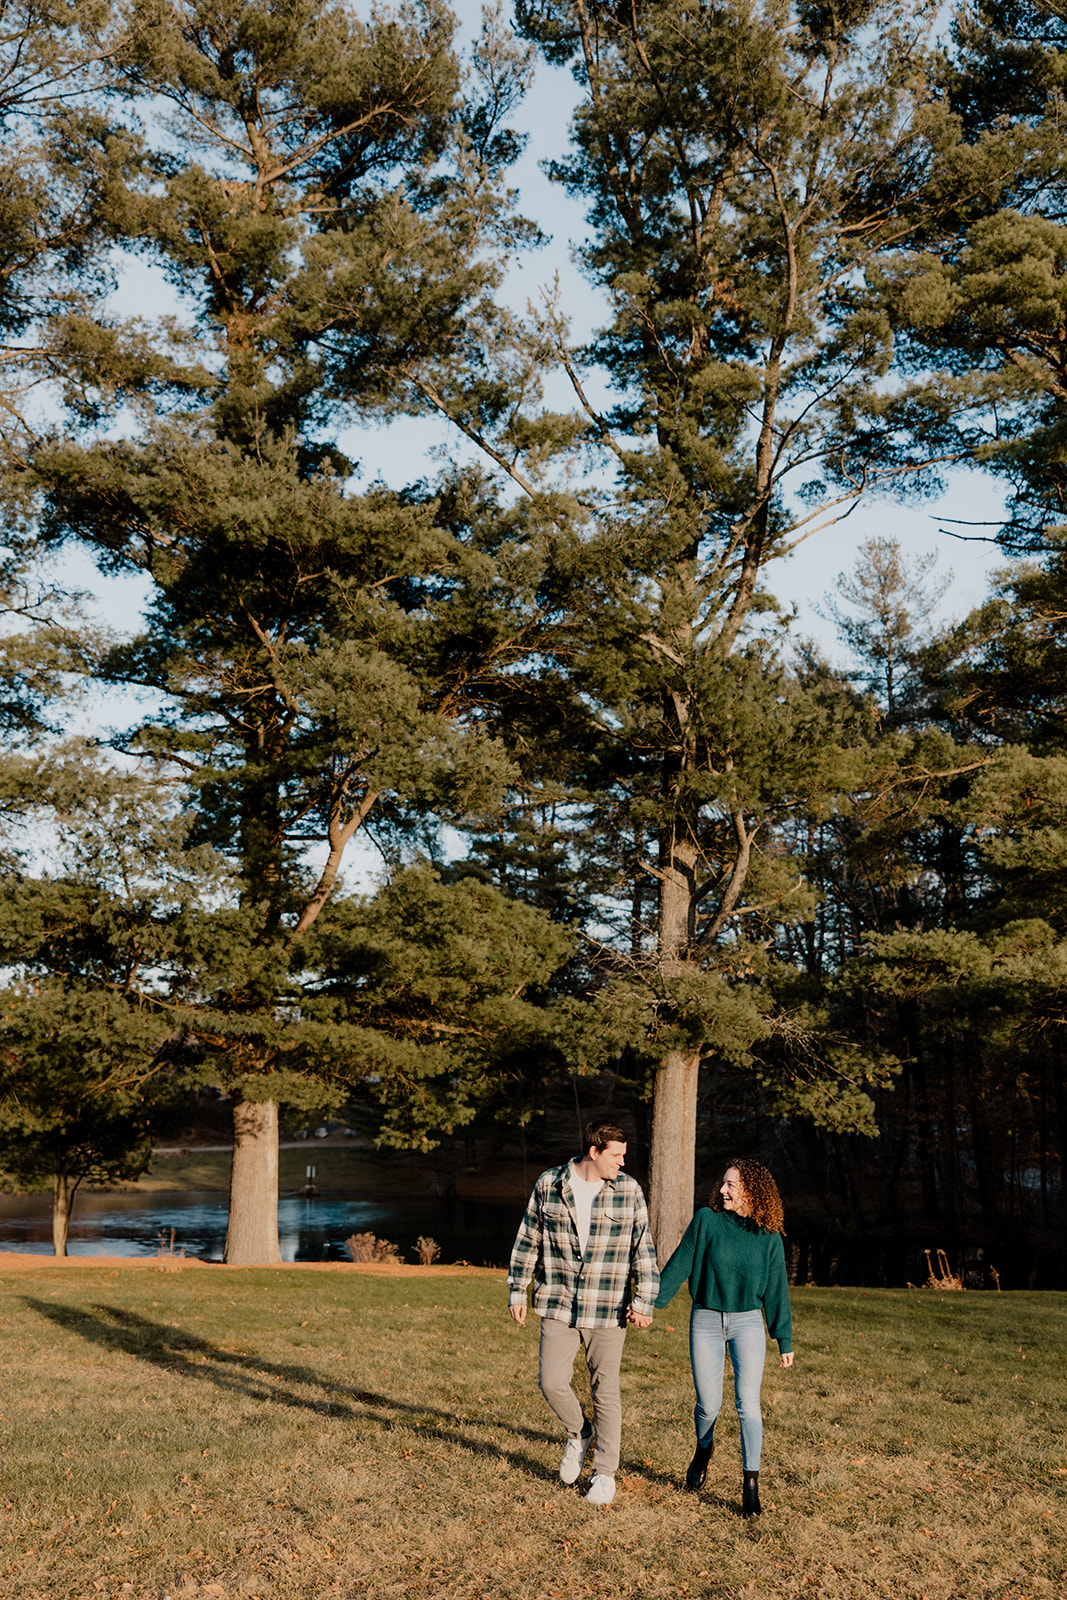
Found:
[426,0,1030,1250]
[33,0,548,1262]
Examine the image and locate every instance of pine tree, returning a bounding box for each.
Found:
[833,0,1067,1271]
[821,536,952,720]
[0,978,167,1256]
[447,0,1030,1251]
[301,859,574,1149]
[32,0,545,1263]
[0,2,128,736]
[0,749,224,1252]
[0,2,123,439]
[776,531,1067,1279]
[881,1,1067,552]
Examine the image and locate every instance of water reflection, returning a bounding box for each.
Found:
[0,1196,521,1267]
[0,1189,520,1265]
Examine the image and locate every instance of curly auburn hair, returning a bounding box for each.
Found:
[711,1158,785,1234]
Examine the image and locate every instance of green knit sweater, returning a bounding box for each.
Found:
[655,1206,793,1352]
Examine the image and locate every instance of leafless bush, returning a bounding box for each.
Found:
[344,1232,400,1264]
[923,1247,963,1290]
[343,1232,376,1262]
[154,1228,186,1272]
[413,1234,440,1266]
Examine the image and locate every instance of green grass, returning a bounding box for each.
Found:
[0,1265,1063,1600]
[3,1143,430,1196]
[123,1145,422,1195]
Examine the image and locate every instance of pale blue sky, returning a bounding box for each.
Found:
[43,0,1016,898]
[323,2,1009,659]
[63,0,1008,678]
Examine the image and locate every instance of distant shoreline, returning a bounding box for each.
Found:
[0,1252,501,1274]
[0,1144,533,1203]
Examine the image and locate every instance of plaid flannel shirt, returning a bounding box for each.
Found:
[507,1163,660,1329]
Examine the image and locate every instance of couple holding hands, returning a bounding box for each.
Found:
[507,1121,793,1514]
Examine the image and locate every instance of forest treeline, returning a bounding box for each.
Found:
[0,0,1065,1283]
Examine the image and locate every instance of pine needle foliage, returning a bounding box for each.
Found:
[25,0,560,1260]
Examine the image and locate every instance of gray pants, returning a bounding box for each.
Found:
[538,1316,627,1475]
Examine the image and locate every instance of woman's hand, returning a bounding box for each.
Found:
[779,1351,794,1368]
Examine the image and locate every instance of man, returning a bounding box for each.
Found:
[507,1120,660,1505]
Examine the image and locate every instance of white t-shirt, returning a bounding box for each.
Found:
[568,1162,605,1256]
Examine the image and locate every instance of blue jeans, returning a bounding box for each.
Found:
[689,1307,766,1471]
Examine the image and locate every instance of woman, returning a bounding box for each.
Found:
[655,1158,794,1518]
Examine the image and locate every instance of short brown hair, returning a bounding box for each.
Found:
[711,1158,785,1234]
[584,1120,628,1153]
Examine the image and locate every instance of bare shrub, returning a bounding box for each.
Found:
[344,1232,400,1264]
[923,1247,964,1290]
[413,1235,440,1266]
[343,1232,375,1262]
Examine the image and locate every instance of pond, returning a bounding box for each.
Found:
[0,1189,522,1266]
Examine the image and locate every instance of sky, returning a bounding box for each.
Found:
[34,0,1021,899]
[358,4,1010,656]
[62,0,1012,704]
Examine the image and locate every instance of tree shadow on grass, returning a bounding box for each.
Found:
[24,1296,568,1482]
[24,1296,683,1492]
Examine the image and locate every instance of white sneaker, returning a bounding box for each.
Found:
[584,1473,616,1505]
[559,1425,593,1485]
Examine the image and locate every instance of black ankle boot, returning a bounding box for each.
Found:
[742,1470,761,1518]
[685,1434,714,1491]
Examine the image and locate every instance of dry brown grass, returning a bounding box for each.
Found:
[0,1261,1063,1599]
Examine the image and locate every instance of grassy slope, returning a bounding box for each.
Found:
[1,1147,442,1197]
[0,1265,1063,1600]
[0,1145,523,1202]
[116,1146,432,1195]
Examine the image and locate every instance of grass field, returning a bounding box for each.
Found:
[0,1262,1063,1600]
[125,1144,433,1197]
[0,1144,441,1198]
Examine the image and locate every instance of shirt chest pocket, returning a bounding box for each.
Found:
[541,1199,575,1236]
[593,1197,630,1232]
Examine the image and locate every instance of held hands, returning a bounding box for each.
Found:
[510,1303,652,1328]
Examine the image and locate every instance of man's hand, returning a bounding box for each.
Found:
[627,1308,652,1329]
[780,1351,794,1368]
[509,1302,527,1326]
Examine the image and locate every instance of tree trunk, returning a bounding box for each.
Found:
[648,822,701,1258]
[223,1098,282,1265]
[1052,1046,1067,1229]
[648,1043,700,1260]
[52,1170,72,1257]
